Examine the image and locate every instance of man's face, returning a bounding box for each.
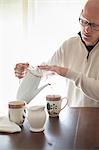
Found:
[80,9,99,45]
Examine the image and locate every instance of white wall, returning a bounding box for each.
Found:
[0,0,86,115]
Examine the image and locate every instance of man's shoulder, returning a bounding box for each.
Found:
[66,34,80,42]
[62,34,80,46]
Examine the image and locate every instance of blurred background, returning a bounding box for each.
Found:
[0,0,86,115]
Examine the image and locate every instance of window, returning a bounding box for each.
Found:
[0,0,86,115]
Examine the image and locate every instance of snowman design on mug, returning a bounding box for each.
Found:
[46,95,68,117]
[47,103,58,116]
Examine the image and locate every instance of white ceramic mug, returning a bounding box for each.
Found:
[46,95,68,117]
[8,100,26,127]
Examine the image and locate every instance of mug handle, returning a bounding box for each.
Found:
[60,97,68,111]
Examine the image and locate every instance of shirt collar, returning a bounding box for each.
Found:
[78,32,99,51]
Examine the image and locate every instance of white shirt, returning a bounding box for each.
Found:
[47,34,99,107]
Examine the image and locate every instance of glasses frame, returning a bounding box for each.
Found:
[79,16,99,31]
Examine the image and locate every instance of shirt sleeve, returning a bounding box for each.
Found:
[66,69,99,102]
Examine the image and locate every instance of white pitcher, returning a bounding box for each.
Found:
[27,105,46,132]
[16,67,50,104]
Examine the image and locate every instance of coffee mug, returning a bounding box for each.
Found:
[46,95,68,117]
[8,100,26,127]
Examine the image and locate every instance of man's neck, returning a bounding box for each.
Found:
[78,32,99,47]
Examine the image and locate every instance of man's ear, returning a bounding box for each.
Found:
[80,9,83,15]
[81,9,83,13]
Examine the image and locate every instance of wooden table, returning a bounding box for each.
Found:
[0,107,99,150]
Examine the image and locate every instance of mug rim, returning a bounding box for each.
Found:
[8,100,25,109]
[46,95,61,101]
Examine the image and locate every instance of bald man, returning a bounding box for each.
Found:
[15,0,99,107]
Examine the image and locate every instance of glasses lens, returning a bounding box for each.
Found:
[92,24,99,31]
[79,18,88,26]
[79,17,99,31]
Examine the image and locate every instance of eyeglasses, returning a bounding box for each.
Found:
[79,17,99,31]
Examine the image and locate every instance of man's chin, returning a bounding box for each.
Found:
[82,36,92,45]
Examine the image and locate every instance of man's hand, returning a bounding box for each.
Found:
[38,65,68,77]
[14,63,29,79]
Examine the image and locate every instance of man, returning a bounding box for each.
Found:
[14,0,99,107]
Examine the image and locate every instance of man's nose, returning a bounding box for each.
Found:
[84,25,92,33]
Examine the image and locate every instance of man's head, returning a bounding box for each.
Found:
[80,0,99,45]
